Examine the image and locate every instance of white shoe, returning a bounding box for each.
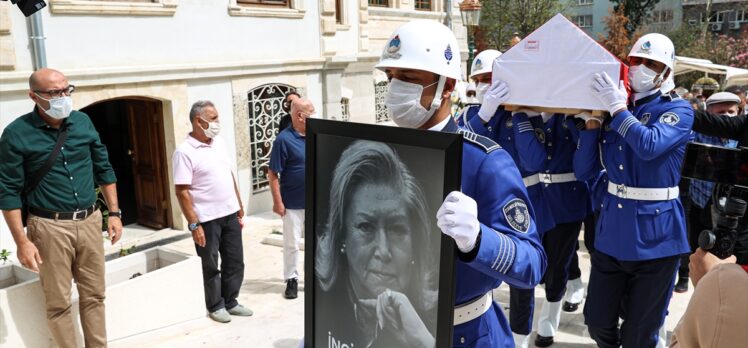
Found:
[564,277,585,304]
[537,299,563,338]
[513,333,530,348]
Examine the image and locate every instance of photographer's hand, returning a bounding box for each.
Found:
[689,248,737,286]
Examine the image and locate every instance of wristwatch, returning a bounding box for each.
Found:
[109,210,123,219]
[188,222,200,232]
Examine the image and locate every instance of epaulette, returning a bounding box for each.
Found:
[458,129,501,153]
[661,91,681,101]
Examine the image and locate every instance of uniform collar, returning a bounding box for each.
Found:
[187,134,213,148]
[633,90,662,107]
[30,106,74,129]
[432,116,455,132]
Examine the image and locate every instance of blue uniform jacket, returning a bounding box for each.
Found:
[511,113,590,224]
[589,170,609,214]
[461,105,556,234]
[442,120,547,347]
[572,91,693,261]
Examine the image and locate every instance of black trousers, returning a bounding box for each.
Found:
[509,286,534,335]
[679,201,712,278]
[584,251,679,348]
[568,213,597,281]
[542,221,584,302]
[195,212,245,312]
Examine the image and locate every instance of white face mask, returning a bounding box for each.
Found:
[384,78,441,129]
[628,65,663,93]
[199,117,221,138]
[37,95,73,119]
[475,83,490,104]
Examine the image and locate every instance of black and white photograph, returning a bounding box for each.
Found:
[305,119,461,348]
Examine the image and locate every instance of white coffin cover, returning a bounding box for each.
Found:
[493,13,628,111]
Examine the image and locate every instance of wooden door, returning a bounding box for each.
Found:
[126,100,170,229]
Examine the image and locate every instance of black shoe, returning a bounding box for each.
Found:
[535,334,554,347]
[562,301,579,312]
[284,278,298,299]
[674,277,689,293]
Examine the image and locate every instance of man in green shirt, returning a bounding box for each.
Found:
[0,68,123,348]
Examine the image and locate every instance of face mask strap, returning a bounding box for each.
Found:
[430,75,447,111]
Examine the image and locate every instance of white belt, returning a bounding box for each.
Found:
[607,182,679,201]
[522,172,577,187]
[454,292,493,326]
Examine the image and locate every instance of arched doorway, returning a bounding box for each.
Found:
[81,98,172,230]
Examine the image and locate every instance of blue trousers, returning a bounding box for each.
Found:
[584,251,679,348]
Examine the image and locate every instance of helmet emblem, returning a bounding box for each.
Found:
[383,35,402,59]
[474,59,483,71]
[640,41,652,52]
[445,44,453,64]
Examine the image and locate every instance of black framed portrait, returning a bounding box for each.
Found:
[305,119,462,348]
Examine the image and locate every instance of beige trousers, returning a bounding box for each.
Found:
[27,210,107,348]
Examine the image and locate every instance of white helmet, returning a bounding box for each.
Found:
[628,33,675,71]
[375,20,462,80]
[470,49,502,78]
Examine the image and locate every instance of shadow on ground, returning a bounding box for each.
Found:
[274,338,302,348]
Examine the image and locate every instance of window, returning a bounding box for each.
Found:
[573,15,593,28]
[238,0,289,7]
[651,10,673,24]
[415,0,431,11]
[375,81,390,123]
[702,11,725,23]
[578,0,593,5]
[737,10,746,23]
[247,83,296,193]
[335,0,342,23]
[341,98,350,122]
[49,0,177,16]
[368,0,388,7]
[238,0,288,6]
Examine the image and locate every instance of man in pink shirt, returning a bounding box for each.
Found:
[173,100,252,323]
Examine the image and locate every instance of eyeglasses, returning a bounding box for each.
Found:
[34,85,76,99]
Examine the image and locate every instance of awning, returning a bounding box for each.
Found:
[674,55,748,85]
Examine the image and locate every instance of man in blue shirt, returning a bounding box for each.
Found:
[575,33,694,348]
[676,92,741,293]
[269,98,314,299]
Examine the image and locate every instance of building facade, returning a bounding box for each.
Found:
[0,0,468,253]
[565,0,684,38]
[682,0,748,38]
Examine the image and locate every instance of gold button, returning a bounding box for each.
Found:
[617,203,623,208]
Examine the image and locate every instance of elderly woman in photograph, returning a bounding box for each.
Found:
[315,140,438,348]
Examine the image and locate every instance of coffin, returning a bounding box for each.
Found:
[493,13,628,113]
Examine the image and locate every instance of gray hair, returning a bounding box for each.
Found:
[189,100,215,122]
[315,140,437,314]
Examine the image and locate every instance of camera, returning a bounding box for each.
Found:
[699,197,746,259]
[682,142,748,263]
[1,0,47,17]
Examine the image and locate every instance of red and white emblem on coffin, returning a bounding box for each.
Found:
[493,13,630,113]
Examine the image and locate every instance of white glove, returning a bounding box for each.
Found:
[436,191,480,253]
[591,72,628,115]
[574,111,601,125]
[511,109,541,117]
[478,81,510,122]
